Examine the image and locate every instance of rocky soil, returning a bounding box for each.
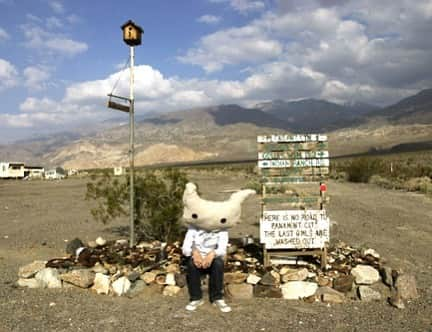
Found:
[0,172,431,331]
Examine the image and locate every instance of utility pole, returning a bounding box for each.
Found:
[128,44,135,248]
[109,20,143,248]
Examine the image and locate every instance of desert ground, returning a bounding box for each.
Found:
[0,171,431,331]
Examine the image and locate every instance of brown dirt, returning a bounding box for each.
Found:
[0,173,431,331]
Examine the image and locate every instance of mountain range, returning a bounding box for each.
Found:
[1,89,431,169]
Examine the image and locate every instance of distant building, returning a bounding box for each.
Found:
[45,168,66,180]
[114,167,124,176]
[24,166,44,179]
[0,162,25,179]
[67,168,78,177]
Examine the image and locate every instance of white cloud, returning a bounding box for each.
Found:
[21,13,88,57]
[210,0,265,14]
[183,0,432,103]
[46,16,63,29]
[0,58,18,90]
[0,27,9,41]
[230,0,265,13]
[0,95,105,130]
[45,37,88,56]
[22,24,88,57]
[178,26,283,72]
[25,13,43,23]
[49,0,64,14]
[23,66,51,90]
[19,97,57,113]
[197,15,221,24]
[65,66,174,105]
[66,14,81,24]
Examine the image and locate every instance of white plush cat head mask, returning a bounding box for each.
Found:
[182,182,256,231]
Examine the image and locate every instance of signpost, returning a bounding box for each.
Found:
[108,20,143,248]
[258,134,330,267]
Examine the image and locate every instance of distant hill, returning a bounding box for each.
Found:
[1,90,432,169]
[255,99,379,132]
[208,104,291,129]
[343,101,380,115]
[368,88,432,124]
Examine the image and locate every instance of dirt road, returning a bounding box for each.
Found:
[0,174,431,331]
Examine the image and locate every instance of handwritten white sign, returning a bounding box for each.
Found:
[258,151,329,160]
[260,210,330,249]
[257,134,327,143]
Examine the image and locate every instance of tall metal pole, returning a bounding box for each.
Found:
[129,45,135,248]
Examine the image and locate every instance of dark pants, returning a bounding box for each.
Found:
[186,256,224,302]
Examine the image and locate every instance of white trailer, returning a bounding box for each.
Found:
[0,162,25,179]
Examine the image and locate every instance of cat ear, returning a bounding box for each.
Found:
[229,189,256,205]
[185,182,197,194]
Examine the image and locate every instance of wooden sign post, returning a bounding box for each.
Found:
[257,134,330,268]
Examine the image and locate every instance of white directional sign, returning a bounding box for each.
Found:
[258,159,330,168]
[260,210,330,249]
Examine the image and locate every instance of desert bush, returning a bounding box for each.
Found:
[344,157,385,183]
[329,166,348,181]
[368,174,393,189]
[244,178,262,194]
[402,176,432,194]
[85,169,188,242]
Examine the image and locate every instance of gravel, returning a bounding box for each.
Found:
[0,175,431,331]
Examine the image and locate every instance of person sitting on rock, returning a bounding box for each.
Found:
[181,182,255,312]
[182,227,230,312]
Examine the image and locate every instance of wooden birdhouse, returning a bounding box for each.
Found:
[121,20,143,46]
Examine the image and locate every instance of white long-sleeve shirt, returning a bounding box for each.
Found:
[182,227,229,258]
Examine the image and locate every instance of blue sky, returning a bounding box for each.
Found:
[0,0,431,142]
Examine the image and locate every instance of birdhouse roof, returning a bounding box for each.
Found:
[121,20,143,33]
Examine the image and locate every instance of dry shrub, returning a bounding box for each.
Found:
[402,176,432,194]
[345,157,385,183]
[368,174,393,189]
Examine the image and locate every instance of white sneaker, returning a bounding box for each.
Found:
[213,299,231,313]
[185,299,204,311]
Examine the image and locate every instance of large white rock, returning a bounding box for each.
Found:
[35,268,62,288]
[112,276,131,296]
[18,261,47,278]
[60,269,95,288]
[246,274,261,285]
[281,268,309,283]
[17,278,42,288]
[165,272,176,286]
[226,283,254,300]
[363,248,380,259]
[351,265,380,285]
[92,273,110,295]
[92,263,108,275]
[280,281,318,300]
[395,274,419,300]
[163,285,181,296]
[95,236,107,246]
[141,271,157,284]
[358,286,381,302]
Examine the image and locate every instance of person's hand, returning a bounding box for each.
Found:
[202,251,215,269]
[192,249,203,268]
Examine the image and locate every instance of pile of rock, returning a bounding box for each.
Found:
[223,241,418,308]
[16,238,419,308]
[17,238,186,298]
